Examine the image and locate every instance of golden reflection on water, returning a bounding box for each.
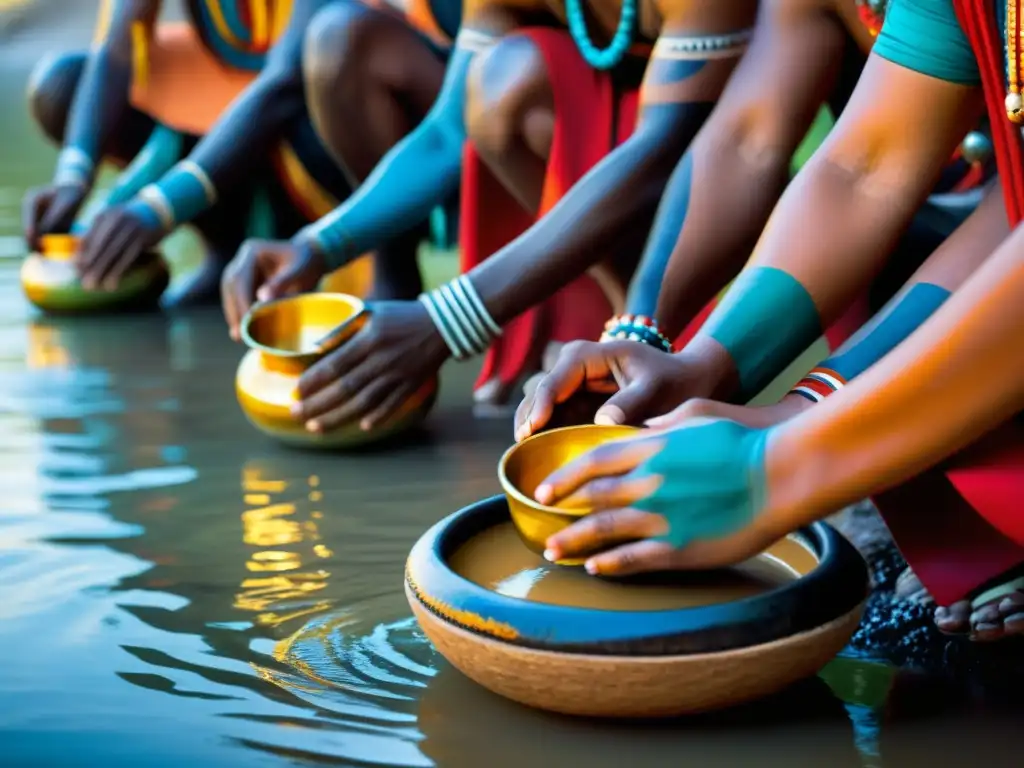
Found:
[236,464,336,628]
[25,322,71,369]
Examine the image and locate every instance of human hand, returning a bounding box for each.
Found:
[292,300,448,432]
[22,183,88,250]
[514,340,717,442]
[221,236,328,340]
[76,202,166,290]
[536,418,774,575]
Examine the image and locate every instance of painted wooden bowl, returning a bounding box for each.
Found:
[21,234,169,314]
[405,495,868,718]
[236,292,437,449]
[498,424,640,565]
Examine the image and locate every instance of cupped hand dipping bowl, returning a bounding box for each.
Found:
[235,292,437,449]
[21,234,169,314]
[498,424,641,565]
[405,495,869,718]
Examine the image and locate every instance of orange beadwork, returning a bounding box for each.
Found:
[1006,0,1024,123]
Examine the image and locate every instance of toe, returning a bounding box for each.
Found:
[935,601,971,634]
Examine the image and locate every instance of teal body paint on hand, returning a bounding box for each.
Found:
[631,419,771,549]
[821,282,950,381]
[703,266,822,401]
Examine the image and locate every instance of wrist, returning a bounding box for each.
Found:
[418,274,502,361]
[600,314,674,352]
[140,161,217,229]
[124,198,166,233]
[53,146,95,189]
[303,215,357,270]
[674,334,740,401]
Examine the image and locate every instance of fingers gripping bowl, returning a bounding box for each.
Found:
[21,235,169,314]
[235,292,437,448]
[498,424,642,565]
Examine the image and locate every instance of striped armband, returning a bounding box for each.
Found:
[140,160,218,230]
[418,275,502,360]
[789,367,847,404]
[600,314,674,353]
[53,146,96,187]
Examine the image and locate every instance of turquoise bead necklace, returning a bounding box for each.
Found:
[565,0,637,70]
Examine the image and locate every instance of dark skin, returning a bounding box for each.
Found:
[515,0,976,438]
[285,0,759,434]
[219,0,452,328]
[22,0,160,250]
[76,0,339,305]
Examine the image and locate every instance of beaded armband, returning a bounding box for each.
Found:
[600,314,674,353]
[418,275,502,360]
[789,367,847,404]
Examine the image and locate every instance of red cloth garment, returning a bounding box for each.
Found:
[458,27,639,392]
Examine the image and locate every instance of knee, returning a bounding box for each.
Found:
[302,1,379,100]
[26,51,86,144]
[466,36,553,162]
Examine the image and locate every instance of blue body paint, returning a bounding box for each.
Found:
[626,150,695,316]
[703,266,822,401]
[306,43,476,267]
[631,419,770,548]
[821,282,950,381]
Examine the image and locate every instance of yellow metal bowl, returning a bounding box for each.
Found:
[21,234,168,314]
[236,292,436,449]
[498,424,641,564]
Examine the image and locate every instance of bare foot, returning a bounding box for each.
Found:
[933,575,1024,642]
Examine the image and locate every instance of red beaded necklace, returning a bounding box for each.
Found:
[1006,0,1024,123]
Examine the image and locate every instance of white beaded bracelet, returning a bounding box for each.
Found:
[418,275,501,360]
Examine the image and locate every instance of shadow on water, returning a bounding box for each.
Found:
[1,7,1023,768]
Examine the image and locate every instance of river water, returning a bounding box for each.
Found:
[1,6,1022,768]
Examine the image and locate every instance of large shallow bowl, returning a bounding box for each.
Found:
[21,234,169,314]
[498,424,641,564]
[406,495,868,718]
[236,292,436,449]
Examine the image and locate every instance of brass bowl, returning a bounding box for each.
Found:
[498,424,640,564]
[235,292,437,449]
[21,234,169,314]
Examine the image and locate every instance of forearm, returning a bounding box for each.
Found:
[59,1,154,187]
[298,39,481,268]
[794,181,1008,395]
[628,131,790,335]
[765,220,1024,534]
[473,109,711,327]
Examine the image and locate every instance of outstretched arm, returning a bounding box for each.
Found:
[127,0,332,230]
[59,0,160,189]
[297,7,523,267]
[765,216,1024,535]
[627,0,848,337]
[467,0,758,330]
[682,16,984,404]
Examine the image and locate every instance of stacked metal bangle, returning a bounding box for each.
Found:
[789,367,847,403]
[418,275,502,360]
[599,314,674,353]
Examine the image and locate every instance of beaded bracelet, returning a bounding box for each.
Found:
[136,161,219,231]
[600,314,674,353]
[789,367,847,403]
[418,274,502,360]
[53,146,95,188]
